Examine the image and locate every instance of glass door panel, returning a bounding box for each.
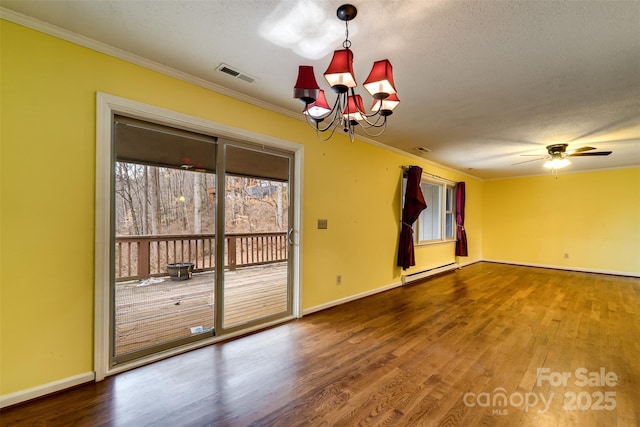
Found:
[222,144,292,329]
[112,116,217,363]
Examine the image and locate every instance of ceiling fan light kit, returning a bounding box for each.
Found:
[543,157,571,170]
[543,144,572,170]
[293,4,399,141]
[515,143,613,172]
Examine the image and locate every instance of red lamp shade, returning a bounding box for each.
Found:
[324,49,357,93]
[343,94,366,122]
[303,90,331,119]
[294,65,320,104]
[371,93,400,115]
[363,59,397,99]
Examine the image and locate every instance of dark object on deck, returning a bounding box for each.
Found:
[167,262,194,281]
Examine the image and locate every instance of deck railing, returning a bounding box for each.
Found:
[115,232,288,281]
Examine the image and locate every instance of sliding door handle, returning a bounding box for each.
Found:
[287,228,295,246]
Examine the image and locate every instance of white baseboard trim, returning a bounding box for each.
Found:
[483,259,640,278]
[0,371,95,408]
[401,262,459,285]
[302,280,403,316]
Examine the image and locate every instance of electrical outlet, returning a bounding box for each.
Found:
[336,275,342,285]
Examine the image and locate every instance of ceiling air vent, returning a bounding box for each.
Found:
[216,63,256,84]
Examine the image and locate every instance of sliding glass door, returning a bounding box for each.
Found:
[109,116,294,366]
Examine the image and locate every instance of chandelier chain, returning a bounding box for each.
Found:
[343,20,351,49]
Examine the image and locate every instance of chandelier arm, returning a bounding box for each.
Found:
[303,94,341,133]
[314,99,349,142]
[331,90,356,141]
[356,111,387,128]
[335,92,356,138]
[346,88,387,128]
[356,118,388,137]
[322,94,347,132]
[304,111,338,134]
[316,118,345,142]
[304,91,352,137]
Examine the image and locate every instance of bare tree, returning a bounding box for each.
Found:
[148,166,161,235]
[116,163,140,235]
[115,163,288,237]
[193,172,203,234]
[276,183,284,230]
[142,165,148,235]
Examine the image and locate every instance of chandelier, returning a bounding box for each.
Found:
[293,4,399,141]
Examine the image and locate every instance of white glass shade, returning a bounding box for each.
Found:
[543,157,571,169]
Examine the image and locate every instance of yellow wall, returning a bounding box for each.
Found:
[302,142,482,307]
[1,21,482,395]
[483,168,640,273]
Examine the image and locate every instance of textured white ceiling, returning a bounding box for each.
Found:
[2,0,639,179]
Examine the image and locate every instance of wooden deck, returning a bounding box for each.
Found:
[115,262,288,355]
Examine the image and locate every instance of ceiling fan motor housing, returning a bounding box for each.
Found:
[546,143,568,155]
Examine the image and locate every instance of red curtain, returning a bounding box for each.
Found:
[455,182,468,256]
[397,166,427,270]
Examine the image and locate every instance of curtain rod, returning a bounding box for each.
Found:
[401,165,455,184]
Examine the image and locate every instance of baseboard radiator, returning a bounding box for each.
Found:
[402,262,458,285]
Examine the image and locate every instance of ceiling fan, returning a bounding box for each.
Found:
[513,143,612,169]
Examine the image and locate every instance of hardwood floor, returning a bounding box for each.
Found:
[2,262,639,426]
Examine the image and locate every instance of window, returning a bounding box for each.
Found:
[416,179,456,244]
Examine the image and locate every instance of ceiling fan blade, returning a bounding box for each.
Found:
[512,157,545,165]
[569,151,612,157]
[569,146,597,154]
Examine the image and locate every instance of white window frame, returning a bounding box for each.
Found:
[415,177,456,245]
